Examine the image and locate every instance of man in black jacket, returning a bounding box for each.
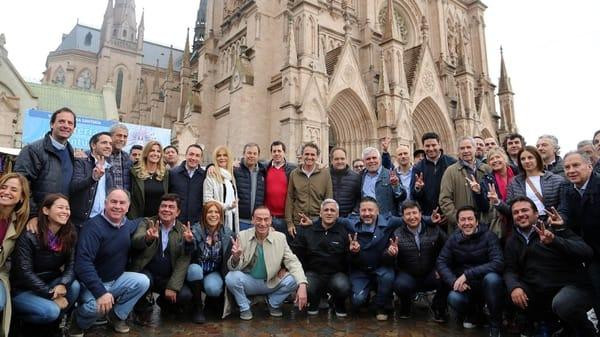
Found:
[15,107,76,214]
[234,143,265,230]
[388,200,447,322]
[561,151,600,328]
[169,144,206,225]
[505,196,596,337]
[70,132,116,227]
[330,147,361,216]
[436,206,504,337]
[410,132,456,216]
[290,199,351,317]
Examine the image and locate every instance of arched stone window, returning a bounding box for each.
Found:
[116,70,124,109]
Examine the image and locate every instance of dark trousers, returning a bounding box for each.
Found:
[140,269,193,307]
[306,271,351,308]
[447,272,505,329]
[350,267,395,308]
[393,270,448,311]
[589,260,600,324]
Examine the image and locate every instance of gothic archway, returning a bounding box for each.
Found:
[412,97,456,155]
[328,89,377,161]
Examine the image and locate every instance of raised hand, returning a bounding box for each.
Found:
[431,207,442,224]
[380,136,391,152]
[547,207,564,227]
[387,236,399,256]
[231,236,242,259]
[414,173,425,190]
[145,220,160,242]
[298,213,312,227]
[389,169,399,186]
[348,233,360,253]
[465,174,481,193]
[92,156,106,180]
[183,222,194,243]
[487,183,499,205]
[534,220,555,245]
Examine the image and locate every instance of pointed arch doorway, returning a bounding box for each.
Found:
[412,97,456,155]
[327,89,377,161]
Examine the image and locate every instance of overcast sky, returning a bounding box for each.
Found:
[1,1,599,153]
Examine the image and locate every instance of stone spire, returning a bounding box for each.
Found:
[193,0,208,53]
[498,46,512,94]
[137,9,144,50]
[378,51,390,95]
[167,46,174,82]
[183,28,191,69]
[100,0,114,43]
[113,0,137,42]
[382,0,401,42]
[285,17,297,67]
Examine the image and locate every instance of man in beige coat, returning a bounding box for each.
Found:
[439,137,491,232]
[225,206,308,320]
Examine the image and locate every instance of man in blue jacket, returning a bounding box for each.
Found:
[344,196,404,321]
[71,189,150,336]
[169,144,206,224]
[234,143,265,230]
[437,205,504,337]
[70,132,116,227]
[360,147,406,216]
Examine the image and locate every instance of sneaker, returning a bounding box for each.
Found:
[334,302,347,318]
[268,304,283,317]
[432,308,447,323]
[489,327,501,337]
[107,310,130,333]
[376,309,388,321]
[463,321,477,329]
[240,309,253,320]
[307,306,319,316]
[68,315,84,337]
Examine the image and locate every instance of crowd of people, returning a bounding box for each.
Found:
[0,106,599,337]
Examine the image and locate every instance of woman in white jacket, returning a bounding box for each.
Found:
[203,145,239,233]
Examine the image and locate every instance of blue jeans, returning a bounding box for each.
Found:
[186,264,224,297]
[350,266,395,308]
[75,272,150,329]
[447,272,504,328]
[0,281,6,312]
[13,279,80,324]
[225,271,297,312]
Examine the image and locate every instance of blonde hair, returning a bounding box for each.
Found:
[212,145,234,184]
[133,140,167,181]
[0,173,30,236]
[487,148,509,164]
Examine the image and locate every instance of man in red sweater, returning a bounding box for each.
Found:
[264,141,296,237]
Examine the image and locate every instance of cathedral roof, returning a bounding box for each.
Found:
[28,82,107,120]
[53,24,184,71]
[403,44,422,91]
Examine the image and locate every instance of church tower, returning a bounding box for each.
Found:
[497,47,517,136]
[97,0,143,120]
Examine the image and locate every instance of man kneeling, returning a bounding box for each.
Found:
[505,196,597,337]
[71,189,150,336]
[225,206,307,320]
[130,194,194,319]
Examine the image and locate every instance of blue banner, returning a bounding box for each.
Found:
[22,109,172,152]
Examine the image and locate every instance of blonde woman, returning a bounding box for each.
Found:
[480,148,515,239]
[0,173,30,336]
[203,146,239,233]
[129,141,170,219]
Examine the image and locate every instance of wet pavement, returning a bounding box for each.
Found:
[84,301,491,337]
